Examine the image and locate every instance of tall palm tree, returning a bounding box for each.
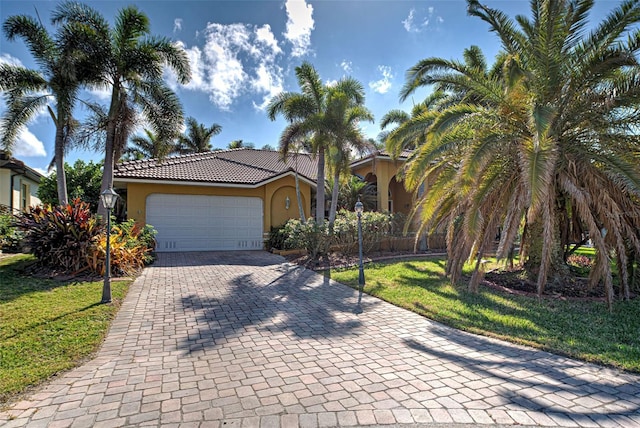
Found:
[397,0,640,308]
[53,2,191,218]
[324,87,374,227]
[176,117,222,154]
[0,4,95,205]
[267,62,371,223]
[124,128,177,160]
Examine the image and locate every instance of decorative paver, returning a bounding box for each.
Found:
[1,251,639,427]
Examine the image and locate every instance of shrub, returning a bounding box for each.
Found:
[0,214,23,252]
[87,222,155,276]
[282,218,330,259]
[266,225,288,251]
[332,210,402,255]
[16,200,103,273]
[17,199,156,276]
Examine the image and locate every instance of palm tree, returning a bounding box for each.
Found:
[176,117,222,154]
[324,86,374,227]
[124,129,177,160]
[228,140,254,149]
[0,4,95,205]
[267,62,371,224]
[397,0,640,308]
[53,2,191,218]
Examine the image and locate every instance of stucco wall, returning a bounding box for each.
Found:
[121,175,311,233]
[352,158,408,213]
[0,169,41,211]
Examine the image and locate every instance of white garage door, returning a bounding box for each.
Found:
[146,194,264,252]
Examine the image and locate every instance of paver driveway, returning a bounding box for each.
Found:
[2,251,639,428]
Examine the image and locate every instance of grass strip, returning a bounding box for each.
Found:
[326,257,640,373]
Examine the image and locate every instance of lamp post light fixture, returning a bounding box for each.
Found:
[100,188,119,304]
[355,197,365,289]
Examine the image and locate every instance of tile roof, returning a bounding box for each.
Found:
[114,148,318,187]
[350,149,413,166]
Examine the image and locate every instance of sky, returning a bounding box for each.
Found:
[0,0,620,175]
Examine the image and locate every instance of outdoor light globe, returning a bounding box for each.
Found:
[100,188,119,209]
[355,199,364,214]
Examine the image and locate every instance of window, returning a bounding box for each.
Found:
[21,183,28,211]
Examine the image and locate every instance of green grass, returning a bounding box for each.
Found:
[327,257,640,373]
[0,254,130,405]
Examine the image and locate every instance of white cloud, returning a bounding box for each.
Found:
[33,167,51,176]
[171,22,284,111]
[402,9,417,33]
[340,60,352,74]
[13,128,47,157]
[369,66,393,94]
[402,6,444,33]
[284,0,314,57]
[0,53,24,67]
[174,18,183,33]
[255,24,282,56]
[251,63,284,110]
[87,83,112,102]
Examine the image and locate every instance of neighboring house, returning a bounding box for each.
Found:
[0,151,44,213]
[350,149,413,216]
[114,148,317,252]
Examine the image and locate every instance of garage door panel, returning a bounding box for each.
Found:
[146,194,264,252]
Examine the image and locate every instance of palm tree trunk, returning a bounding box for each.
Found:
[98,89,119,219]
[328,169,340,228]
[316,146,326,223]
[294,154,305,223]
[54,124,68,206]
[523,215,568,294]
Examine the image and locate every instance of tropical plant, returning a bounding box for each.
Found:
[0,3,98,205]
[124,129,178,160]
[267,62,372,226]
[227,139,254,149]
[16,199,103,273]
[394,0,640,308]
[53,1,191,218]
[176,117,222,154]
[37,159,102,212]
[335,175,377,212]
[323,86,374,227]
[0,213,22,252]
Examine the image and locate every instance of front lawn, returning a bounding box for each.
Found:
[327,257,640,373]
[0,254,130,405]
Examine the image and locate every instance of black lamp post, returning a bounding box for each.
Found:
[355,197,365,289]
[100,188,119,304]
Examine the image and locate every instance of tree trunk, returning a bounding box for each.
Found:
[328,169,340,228]
[294,154,305,223]
[98,88,120,220]
[54,124,68,206]
[315,146,325,223]
[522,215,568,295]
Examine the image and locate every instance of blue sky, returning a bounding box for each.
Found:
[0,0,617,175]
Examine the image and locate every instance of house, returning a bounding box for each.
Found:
[0,151,44,213]
[113,148,317,252]
[350,149,414,216]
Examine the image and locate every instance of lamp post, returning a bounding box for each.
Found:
[355,197,365,289]
[100,188,119,304]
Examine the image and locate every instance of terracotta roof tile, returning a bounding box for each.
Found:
[114,148,317,186]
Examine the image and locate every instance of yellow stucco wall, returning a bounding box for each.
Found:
[352,158,408,212]
[0,169,42,211]
[121,175,311,233]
